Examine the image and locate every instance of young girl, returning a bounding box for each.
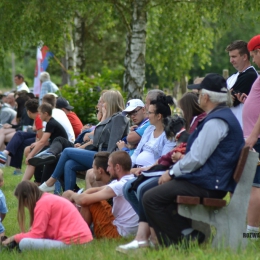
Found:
[2,181,93,251]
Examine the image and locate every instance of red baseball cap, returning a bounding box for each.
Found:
[248,35,260,51]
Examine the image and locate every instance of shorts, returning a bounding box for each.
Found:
[0,222,5,234]
[252,138,260,187]
[86,200,120,239]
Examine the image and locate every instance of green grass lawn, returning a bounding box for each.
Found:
[1,165,260,259]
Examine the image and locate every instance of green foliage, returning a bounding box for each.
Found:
[60,65,125,124]
[190,11,260,79]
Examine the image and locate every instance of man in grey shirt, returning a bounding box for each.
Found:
[0,103,17,125]
[142,74,245,247]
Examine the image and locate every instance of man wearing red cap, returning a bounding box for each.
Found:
[237,34,260,236]
[226,40,258,127]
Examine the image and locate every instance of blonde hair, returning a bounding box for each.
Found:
[0,169,3,182]
[102,90,125,118]
[14,181,43,232]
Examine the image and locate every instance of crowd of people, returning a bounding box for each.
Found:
[1,34,260,252]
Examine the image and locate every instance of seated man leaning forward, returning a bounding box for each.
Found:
[63,150,138,239]
[142,73,245,247]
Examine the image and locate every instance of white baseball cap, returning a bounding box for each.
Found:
[122,99,144,116]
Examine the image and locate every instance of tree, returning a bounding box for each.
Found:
[0,0,260,98]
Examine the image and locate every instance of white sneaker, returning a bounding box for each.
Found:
[116,240,149,253]
[39,182,55,192]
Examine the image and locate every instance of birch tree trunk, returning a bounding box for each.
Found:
[74,12,85,73]
[124,0,147,99]
[66,26,76,86]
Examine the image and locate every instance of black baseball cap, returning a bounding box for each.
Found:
[56,97,74,110]
[188,73,227,93]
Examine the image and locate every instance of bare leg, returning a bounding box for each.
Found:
[24,146,31,158]
[45,177,57,187]
[247,187,260,226]
[80,206,92,225]
[5,132,15,143]
[150,227,159,246]
[0,128,15,148]
[22,165,36,181]
[134,222,151,241]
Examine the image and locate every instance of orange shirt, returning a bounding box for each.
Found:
[66,112,83,138]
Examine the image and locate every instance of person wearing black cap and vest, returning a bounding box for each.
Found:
[142,73,245,247]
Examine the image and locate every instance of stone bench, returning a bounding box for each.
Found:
[176,146,259,250]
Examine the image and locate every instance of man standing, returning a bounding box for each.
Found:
[226,40,258,127]
[63,151,138,239]
[39,72,59,103]
[14,74,30,93]
[237,35,260,236]
[142,74,244,246]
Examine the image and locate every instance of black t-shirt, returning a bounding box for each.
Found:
[232,67,258,107]
[45,117,68,143]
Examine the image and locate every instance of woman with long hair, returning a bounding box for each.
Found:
[130,94,176,168]
[178,92,206,133]
[1,181,92,251]
[39,90,129,191]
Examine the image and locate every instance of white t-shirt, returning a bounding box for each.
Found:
[108,174,138,237]
[135,132,162,167]
[17,82,30,93]
[42,108,75,143]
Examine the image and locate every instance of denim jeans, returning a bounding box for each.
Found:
[51,148,97,190]
[7,131,36,169]
[123,176,160,222]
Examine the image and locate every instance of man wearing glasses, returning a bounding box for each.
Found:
[117,99,149,155]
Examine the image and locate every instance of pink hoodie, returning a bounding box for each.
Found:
[15,193,93,244]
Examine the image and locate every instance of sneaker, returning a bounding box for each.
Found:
[28,153,56,167]
[0,151,7,164]
[116,240,149,253]
[39,182,55,192]
[13,170,23,175]
[77,188,84,194]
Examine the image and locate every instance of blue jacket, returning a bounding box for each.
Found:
[175,106,244,192]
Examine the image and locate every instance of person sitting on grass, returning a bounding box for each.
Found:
[0,99,43,175]
[22,103,68,181]
[1,181,92,251]
[0,170,7,240]
[85,152,111,190]
[63,151,138,239]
